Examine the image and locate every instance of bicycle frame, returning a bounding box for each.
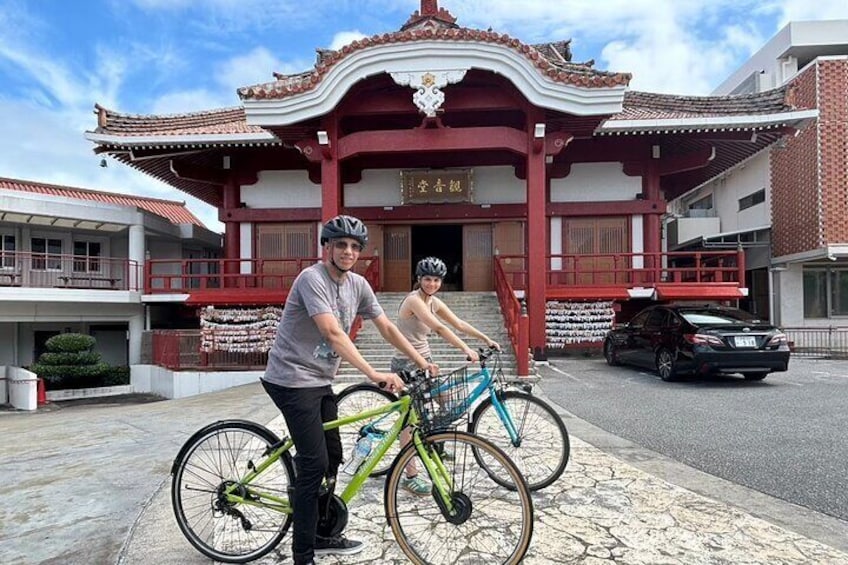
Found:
[430,364,524,446]
[221,392,457,513]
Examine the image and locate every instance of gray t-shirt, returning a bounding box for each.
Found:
[263,262,383,388]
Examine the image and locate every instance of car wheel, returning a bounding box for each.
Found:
[742,372,768,381]
[603,339,620,366]
[656,348,677,381]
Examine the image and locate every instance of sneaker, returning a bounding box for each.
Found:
[400,475,431,496]
[314,534,366,556]
[434,443,455,461]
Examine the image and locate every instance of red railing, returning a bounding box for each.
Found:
[145,256,381,294]
[0,252,139,290]
[497,249,746,293]
[493,259,530,377]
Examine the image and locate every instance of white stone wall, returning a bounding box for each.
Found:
[131,364,263,399]
[550,163,641,202]
[241,171,320,208]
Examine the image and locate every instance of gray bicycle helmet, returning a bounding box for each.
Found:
[320,215,369,248]
[416,256,447,278]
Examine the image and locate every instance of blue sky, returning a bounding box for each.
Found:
[1,0,847,231]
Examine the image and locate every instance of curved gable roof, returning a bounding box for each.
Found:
[237,11,631,125]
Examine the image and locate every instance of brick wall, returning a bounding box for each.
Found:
[817,59,848,246]
[771,63,820,257]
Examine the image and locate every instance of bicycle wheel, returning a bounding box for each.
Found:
[171,420,295,563]
[470,390,569,491]
[336,383,400,476]
[385,430,533,565]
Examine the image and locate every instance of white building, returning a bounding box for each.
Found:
[667,20,848,327]
[0,178,220,371]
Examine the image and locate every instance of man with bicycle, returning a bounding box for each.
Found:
[261,215,437,565]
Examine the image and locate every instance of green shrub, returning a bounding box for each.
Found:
[31,332,121,390]
[37,351,101,366]
[45,333,96,353]
[102,366,131,386]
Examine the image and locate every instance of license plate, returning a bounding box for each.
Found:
[734,336,757,348]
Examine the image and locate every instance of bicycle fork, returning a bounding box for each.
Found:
[491,390,526,447]
[412,433,473,524]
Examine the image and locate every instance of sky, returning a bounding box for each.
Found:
[1,0,847,233]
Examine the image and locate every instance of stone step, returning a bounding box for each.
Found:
[337,290,533,377]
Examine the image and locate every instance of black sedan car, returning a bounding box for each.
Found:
[603,304,790,381]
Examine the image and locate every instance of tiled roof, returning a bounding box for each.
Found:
[88,86,799,142]
[91,104,274,139]
[238,28,630,101]
[611,87,794,121]
[0,177,204,227]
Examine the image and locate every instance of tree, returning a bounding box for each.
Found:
[29,333,109,389]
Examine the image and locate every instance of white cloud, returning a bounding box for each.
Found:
[329,31,368,51]
[215,46,310,90]
[149,88,237,115]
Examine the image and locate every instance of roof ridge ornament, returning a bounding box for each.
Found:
[402,0,458,31]
[390,69,468,117]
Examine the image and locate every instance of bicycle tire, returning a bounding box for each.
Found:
[384,430,534,565]
[470,391,570,491]
[171,420,295,563]
[335,383,400,476]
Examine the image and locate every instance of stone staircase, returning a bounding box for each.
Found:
[337,291,522,382]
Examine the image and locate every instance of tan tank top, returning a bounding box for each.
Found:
[393,291,439,362]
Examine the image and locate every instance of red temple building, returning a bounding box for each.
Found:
[86,1,815,372]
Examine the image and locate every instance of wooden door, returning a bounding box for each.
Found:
[383,226,411,291]
[256,223,315,289]
[563,217,629,285]
[493,221,525,287]
[463,224,493,291]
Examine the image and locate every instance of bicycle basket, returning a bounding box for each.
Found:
[411,366,473,433]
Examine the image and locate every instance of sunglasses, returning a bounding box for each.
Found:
[332,240,363,253]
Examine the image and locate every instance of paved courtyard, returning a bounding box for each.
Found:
[2,382,847,564]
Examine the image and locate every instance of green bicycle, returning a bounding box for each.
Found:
[170,370,534,564]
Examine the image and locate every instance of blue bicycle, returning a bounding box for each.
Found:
[336,347,570,491]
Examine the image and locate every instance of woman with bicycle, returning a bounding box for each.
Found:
[391,256,500,495]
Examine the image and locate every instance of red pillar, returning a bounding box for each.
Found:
[642,160,662,277]
[222,177,240,286]
[526,115,548,359]
[320,117,341,221]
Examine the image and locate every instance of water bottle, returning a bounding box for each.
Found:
[342,434,373,475]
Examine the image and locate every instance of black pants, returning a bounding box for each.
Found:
[261,380,342,564]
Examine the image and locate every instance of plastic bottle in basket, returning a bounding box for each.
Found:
[342,434,373,475]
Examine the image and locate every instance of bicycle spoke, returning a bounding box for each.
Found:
[472,391,569,490]
[172,422,293,563]
[386,431,533,565]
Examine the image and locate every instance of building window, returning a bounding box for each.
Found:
[688,194,713,210]
[73,241,101,272]
[1,234,15,268]
[804,268,848,318]
[31,237,62,270]
[739,189,765,211]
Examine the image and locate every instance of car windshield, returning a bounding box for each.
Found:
[680,310,757,325]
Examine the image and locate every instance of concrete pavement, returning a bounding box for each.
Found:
[2,377,848,564]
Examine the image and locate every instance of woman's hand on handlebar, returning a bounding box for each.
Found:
[487,341,501,352]
[464,348,480,363]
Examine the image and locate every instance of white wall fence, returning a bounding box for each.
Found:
[131,365,263,399]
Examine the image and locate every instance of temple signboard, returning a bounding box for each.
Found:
[401,169,473,204]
